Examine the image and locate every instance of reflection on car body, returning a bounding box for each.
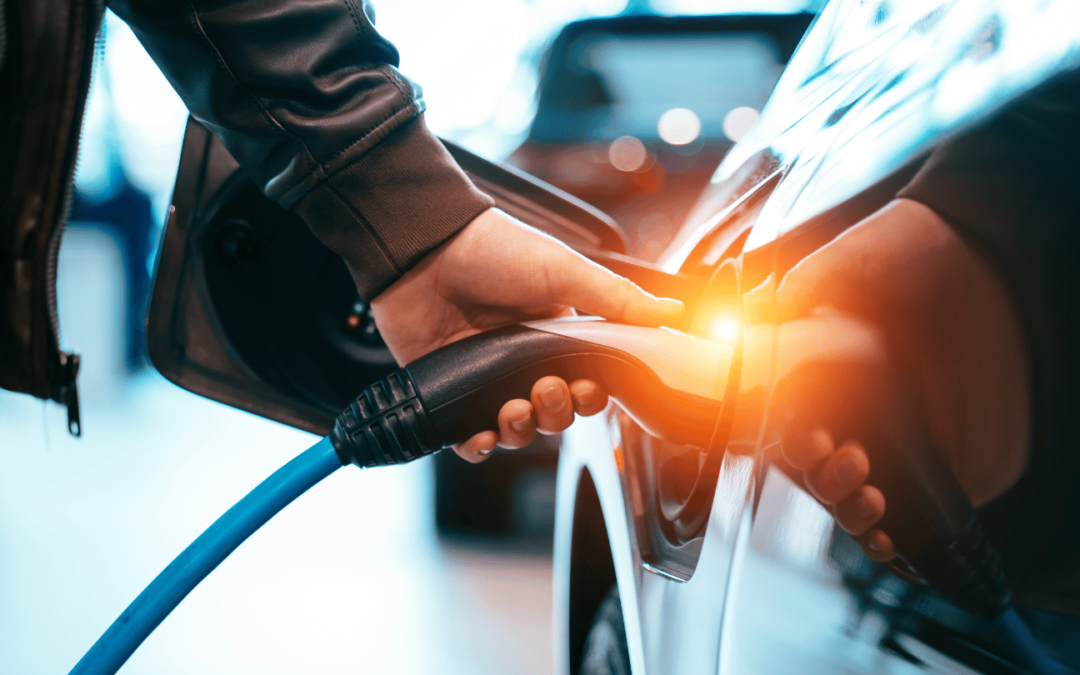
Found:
[555,1,1080,673]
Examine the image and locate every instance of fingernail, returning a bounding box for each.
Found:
[835,454,861,484]
[657,298,684,312]
[511,413,532,432]
[866,537,881,552]
[541,385,565,410]
[479,446,493,456]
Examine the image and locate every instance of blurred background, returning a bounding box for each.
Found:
[0,1,818,672]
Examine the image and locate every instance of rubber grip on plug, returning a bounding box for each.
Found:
[331,324,723,468]
[330,370,441,468]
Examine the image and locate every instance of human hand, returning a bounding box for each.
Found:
[744,198,1029,562]
[371,208,684,463]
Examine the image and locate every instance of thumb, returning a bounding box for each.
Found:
[768,231,864,323]
[552,255,684,326]
[772,254,833,323]
[765,200,920,323]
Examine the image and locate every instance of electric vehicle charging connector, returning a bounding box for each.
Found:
[68,317,1063,675]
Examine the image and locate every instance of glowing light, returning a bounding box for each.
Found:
[707,314,740,345]
[722,106,760,142]
[608,135,648,171]
[657,108,701,146]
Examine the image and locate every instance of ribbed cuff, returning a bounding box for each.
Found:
[291,115,494,300]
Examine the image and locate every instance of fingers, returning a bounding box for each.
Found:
[784,427,870,505]
[551,257,684,327]
[497,399,536,450]
[569,379,608,416]
[772,244,847,323]
[781,425,895,561]
[499,380,607,448]
[861,529,896,562]
[834,485,886,536]
[781,426,836,472]
[532,376,575,433]
[455,378,608,461]
[744,208,882,325]
[454,431,498,463]
[807,440,870,505]
[764,200,950,323]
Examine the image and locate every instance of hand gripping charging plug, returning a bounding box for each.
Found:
[329,318,732,468]
[68,316,1057,675]
[765,315,1063,674]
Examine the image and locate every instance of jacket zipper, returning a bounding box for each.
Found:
[0,0,7,74]
[45,0,105,436]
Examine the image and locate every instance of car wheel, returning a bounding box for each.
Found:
[580,585,631,675]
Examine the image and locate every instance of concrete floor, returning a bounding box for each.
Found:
[0,228,552,675]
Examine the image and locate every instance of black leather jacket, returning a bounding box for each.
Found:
[111,0,492,299]
[1,0,491,421]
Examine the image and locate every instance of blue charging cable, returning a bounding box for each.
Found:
[68,437,344,675]
[67,366,459,675]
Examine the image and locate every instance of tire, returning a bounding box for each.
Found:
[580,585,632,675]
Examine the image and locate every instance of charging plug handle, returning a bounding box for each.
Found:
[330,319,1011,618]
[330,323,723,469]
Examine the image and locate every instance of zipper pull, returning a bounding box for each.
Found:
[57,352,82,437]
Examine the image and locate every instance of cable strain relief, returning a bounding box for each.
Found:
[911,518,1011,616]
[330,369,443,468]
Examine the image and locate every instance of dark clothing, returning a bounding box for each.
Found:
[0,0,99,416]
[899,71,1080,595]
[1,0,491,413]
[110,0,493,301]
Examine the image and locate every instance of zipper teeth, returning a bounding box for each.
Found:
[0,0,7,74]
[46,0,105,363]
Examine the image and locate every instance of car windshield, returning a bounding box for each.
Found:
[533,29,787,143]
[572,33,782,136]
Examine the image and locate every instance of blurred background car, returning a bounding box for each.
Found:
[509,13,812,260]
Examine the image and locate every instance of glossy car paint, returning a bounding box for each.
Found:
[553,1,1080,673]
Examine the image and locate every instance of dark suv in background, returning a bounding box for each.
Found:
[510,13,813,260]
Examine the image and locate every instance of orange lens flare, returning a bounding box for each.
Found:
[708,315,740,344]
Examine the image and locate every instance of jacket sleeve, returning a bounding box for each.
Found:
[109,0,494,299]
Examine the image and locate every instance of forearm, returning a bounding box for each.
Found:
[110,0,492,298]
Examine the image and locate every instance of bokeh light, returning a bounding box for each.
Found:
[657,107,702,145]
[722,106,760,142]
[608,135,649,171]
